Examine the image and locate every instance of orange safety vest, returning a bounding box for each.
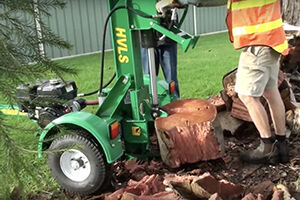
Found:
[226,0,288,55]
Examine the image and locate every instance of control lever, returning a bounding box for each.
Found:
[159,8,178,41]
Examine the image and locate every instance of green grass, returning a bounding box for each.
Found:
[56,32,240,100]
[177,33,240,98]
[0,32,240,198]
[0,116,60,199]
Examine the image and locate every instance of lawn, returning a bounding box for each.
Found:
[0,32,240,198]
[57,32,240,99]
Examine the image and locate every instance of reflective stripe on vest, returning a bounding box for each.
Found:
[226,0,288,55]
[231,0,277,11]
[273,41,288,54]
[232,18,283,36]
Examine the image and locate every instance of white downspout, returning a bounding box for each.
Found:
[193,6,198,35]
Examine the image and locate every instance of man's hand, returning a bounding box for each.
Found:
[156,0,180,14]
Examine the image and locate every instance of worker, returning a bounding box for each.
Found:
[156,0,289,164]
[141,9,180,98]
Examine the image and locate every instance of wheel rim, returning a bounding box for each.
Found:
[60,149,91,182]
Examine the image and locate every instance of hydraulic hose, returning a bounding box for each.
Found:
[78,72,116,97]
[99,6,153,96]
[80,5,152,97]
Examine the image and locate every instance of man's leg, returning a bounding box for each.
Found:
[239,94,279,164]
[235,46,279,164]
[159,43,180,98]
[263,88,286,136]
[239,95,271,138]
[263,87,289,163]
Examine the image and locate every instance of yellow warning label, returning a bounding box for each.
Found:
[0,108,27,116]
[131,126,141,136]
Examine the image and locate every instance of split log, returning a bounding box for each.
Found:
[163,173,244,200]
[104,175,182,200]
[281,40,300,103]
[222,69,290,122]
[286,108,300,135]
[274,184,296,200]
[155,99,224,168]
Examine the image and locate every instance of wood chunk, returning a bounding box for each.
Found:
[164,173,244,200]
[124,158,144,174]
[120,191,183,200]
[274,184,296,200]
[105,175,168,200]
[209,193,224,200]
[155,99,223,168]
[194,173,244,200]
[156,119,222,168]
[222,69,290,123]
[222,68,238,98]
[161,98,217,120]
[208,96,226,112]
[247,181,275,200]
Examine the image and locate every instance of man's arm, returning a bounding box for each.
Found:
[176,0,227,7]
[156,0,227,14]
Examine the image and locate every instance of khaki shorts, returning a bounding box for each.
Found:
[235,46,280,97]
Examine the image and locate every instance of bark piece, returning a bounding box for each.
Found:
[208,95,226,112]
[120,191,182,200]
[124,158,144,174]
[222,68,237,98]
[122,159,147,181]
[155,99,223,168]
[105,175,167,200]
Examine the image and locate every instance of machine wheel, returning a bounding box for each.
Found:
[48,132,110,195]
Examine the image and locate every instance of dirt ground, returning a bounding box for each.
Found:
[24,121,300,200]
[94,124,300,200]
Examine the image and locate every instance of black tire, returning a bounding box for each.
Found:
[47,132,110,195]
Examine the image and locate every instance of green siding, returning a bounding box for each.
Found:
[44,2,227,59]
[44,0,112,58]
[196,6,227,34]
[179,5,195,35]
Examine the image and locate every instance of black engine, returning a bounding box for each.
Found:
[16,78,85,127]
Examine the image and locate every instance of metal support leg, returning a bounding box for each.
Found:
[147,48,158,106]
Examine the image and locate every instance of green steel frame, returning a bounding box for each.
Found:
[38,0,199,163]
